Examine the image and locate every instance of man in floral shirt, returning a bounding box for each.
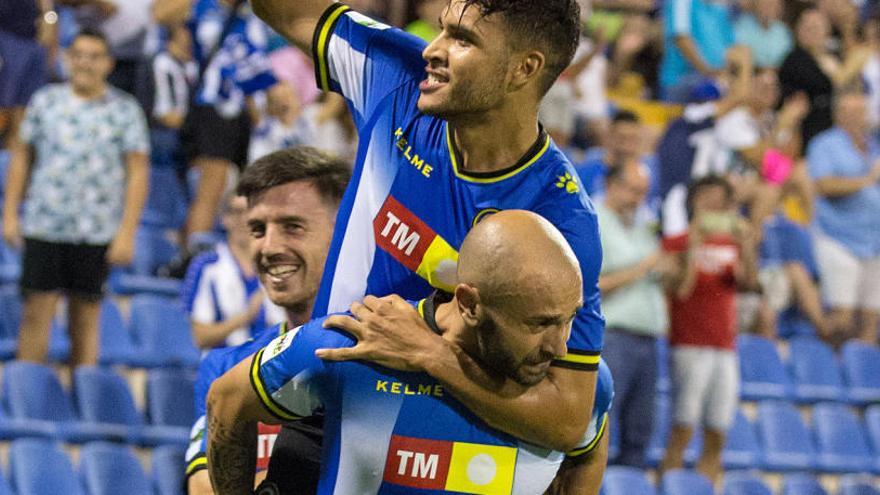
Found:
[2,28,149,367]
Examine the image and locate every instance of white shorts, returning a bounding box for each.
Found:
[814,234,880,312]
[671,345,739,432]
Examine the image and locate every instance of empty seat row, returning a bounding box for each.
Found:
[739,335,880,405]
[7,438,184,495]
[0,361,194,447]
[602,467,880,495]
[0,292,199,368]
[627,395,880,474]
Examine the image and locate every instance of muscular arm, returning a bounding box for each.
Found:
[250,0,334,52]
[425,342,597,452]
[206,357,278,495]
[320,297,596,452]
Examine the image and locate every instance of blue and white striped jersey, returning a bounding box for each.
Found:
[310,4,606,370]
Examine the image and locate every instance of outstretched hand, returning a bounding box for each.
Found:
[316,295,447,372]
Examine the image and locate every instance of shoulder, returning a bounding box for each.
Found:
[186,249,221,277]
[808,128,846,152]
[28,84,63,107]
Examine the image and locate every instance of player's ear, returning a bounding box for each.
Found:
[509,50,545,91]
[454,283,481,326]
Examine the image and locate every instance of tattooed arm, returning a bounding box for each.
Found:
[206,355,280,494]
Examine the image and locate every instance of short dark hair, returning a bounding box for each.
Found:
[72,27,110,49]
[462,0,581,95]
[612,110,640,125]
[685,175,734,219]
[237,147,352,207]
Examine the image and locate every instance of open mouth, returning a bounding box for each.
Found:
[420,71,449,92]
[262,264,301,284]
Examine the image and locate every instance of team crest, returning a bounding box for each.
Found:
[555,172,579,194]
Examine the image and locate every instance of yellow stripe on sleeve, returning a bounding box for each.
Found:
[249,349,301,421]
[185,456,207,476]
[314,4,351,92]
[566,413,609,458]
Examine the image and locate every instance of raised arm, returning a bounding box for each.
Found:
[250,0,335,51]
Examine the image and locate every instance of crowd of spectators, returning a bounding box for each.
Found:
[1,0,880,487]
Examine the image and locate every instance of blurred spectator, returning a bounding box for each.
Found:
[0,0,50,149]
[569,26,612,147]
[576,110,645,197]
[1,29,149,366]
[268,46,320,108]
[861,15,880,129]
[596,159,672,468]
[657,46,753,236]
[779,8,870,151]
[143,23,197,178]
[806,91,880,345]
[181,193,285,350]
[176,0,279,264]
[248,81,308,164]
[294,93,358,164]
[61,0,152,96]
[607,14,661,98]
[149,24,196,132]
[659,0,735,103]
[660,175,759,483]
[734,0,793,69]
[539,81,579,155]
[711,69,809,226]
[405,0,445,42]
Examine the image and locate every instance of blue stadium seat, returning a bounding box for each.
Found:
[866,405,880,473]
[602,466,656,495]
[1,360,100,442]
[841,341,880,405]
[723,471,773,495]
[0,285,22,359]
[722,410,761,470]
[152,446,186,495]
[73,366,147,444]
[146,368,196,446]
[782,473,828,495]
[660,469,713,495]
[838,474,880,495]
[97,298,141,367]
[756,400,816,471]
[738,334,792,401]
[140,167,188,230]
[0,241,21,285]
[9,438,85,495]
[80,442,153,495]
[47,319,70,363]
[108,270,183,297]
[129,295,199,368]
[130,227,179,277]
[646,394,703,467]
[811,402,874,473]
[788,336,846,403]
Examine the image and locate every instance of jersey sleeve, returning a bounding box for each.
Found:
[536,184,605,369]
[185,348,228,477]
[566,358,614,458]
[312,3,427,127]
[250,318,354,421]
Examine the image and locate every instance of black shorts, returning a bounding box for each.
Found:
[20,238,109,299]
[180,104,251,170]
[258,419,324,495]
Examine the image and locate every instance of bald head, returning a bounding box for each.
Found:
[457,210,582,305]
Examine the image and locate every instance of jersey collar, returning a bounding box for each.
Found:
[418,290,454,336]
[445,123,550,184]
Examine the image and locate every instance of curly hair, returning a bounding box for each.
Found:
[460,0,581,95]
